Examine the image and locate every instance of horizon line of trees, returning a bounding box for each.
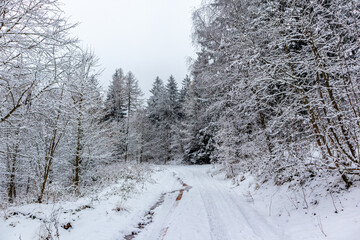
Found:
[104,70,199,165]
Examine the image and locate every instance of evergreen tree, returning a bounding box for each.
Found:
[124,71,143,117]
[147,77,166,124]
[123,71,143,162]
[103,68,127,161]
[145,77,169,163]
[181,78,216,165]
[178,75,192,120]
[164,76,180,162]
[179,75,191,106]
[165,75,180,121]
[104,69,126,122]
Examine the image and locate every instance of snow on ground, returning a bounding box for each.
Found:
[135,165,360,240]
[1,165,359,240]
[206,165,360,240]
[231,170,360,240]
[136,165,284,240]
[0,166,181,240]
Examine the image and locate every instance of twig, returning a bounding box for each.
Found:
[329,190,338,213]
[269,187,280,216]
[286,194,298,209]
[284,206,291,217]
[3,208,8,220]
[317,216,327,237]
[301,186,309,209]
[336,196,344,210]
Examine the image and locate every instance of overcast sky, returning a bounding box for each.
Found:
[61,0,202,98]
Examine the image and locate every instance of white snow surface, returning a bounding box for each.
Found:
[1,165,360,240]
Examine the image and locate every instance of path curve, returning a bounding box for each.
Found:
[134,165,286,240]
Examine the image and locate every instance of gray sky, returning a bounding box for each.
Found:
[61,0,202,98]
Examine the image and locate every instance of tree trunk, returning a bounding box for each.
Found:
[38,116,63,203]
[7,143,19,203]
[74,114,82,194]
[7,156,17,203]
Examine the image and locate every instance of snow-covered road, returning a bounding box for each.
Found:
[135,165,286,240]
[3,165,358,240]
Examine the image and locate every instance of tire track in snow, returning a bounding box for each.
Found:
[194,169,260,240]
[128,166,285,240]
[124,172,191,240]
[168,166,285,240]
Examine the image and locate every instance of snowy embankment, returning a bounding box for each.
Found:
[206,165,360,240]
[233,173,360,240]
[0,165,182,240]
[1,165,360,240]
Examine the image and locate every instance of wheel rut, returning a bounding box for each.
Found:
[124,172,191,240]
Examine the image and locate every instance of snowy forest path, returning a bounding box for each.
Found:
[133,165,287,240]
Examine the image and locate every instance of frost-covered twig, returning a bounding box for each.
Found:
[301,186,309,209]
[38,206,61,240]
[284,206,290,217]
[317,216,327,237]
[269,187,280,216]
[2,208,8,220]
[329,190,338,213]
[286,194,298,210]
[243,191,254,203]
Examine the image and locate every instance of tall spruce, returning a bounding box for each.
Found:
[104,69,126,122]
[123,71,143,162]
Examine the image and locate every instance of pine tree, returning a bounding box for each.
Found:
[147,77,166,124]
[181,78,215,165]
[165,75,180,120]
[146,77,170,163]
[104,69,126,122]
[103,68,128,161]
[165,75,184,162]
[123,71,143,162]
[179,75,192,109]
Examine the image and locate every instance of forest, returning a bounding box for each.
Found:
[1,0,360,216]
